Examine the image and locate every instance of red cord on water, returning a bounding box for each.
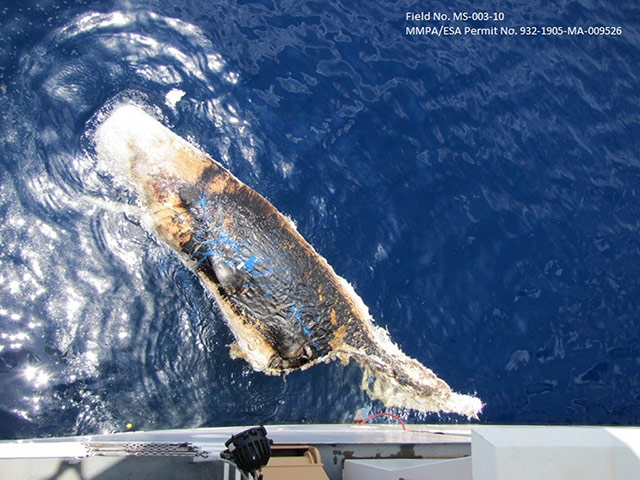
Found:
[358,412,407,431]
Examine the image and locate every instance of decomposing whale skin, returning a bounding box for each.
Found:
[94,104,482,419]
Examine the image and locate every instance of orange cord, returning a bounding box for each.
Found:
[357,412,407,431]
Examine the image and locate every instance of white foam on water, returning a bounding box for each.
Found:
[165,88,186,109]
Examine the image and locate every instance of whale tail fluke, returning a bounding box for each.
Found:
[340,323,483,419]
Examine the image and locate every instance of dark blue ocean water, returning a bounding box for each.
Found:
[1,0,639,439]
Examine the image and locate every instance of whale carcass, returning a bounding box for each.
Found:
[94,104,482,418]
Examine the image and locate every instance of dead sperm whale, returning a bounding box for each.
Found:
[94,104,482,418]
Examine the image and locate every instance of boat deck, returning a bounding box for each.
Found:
[0,424,471,480]
[5,424,638,479]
